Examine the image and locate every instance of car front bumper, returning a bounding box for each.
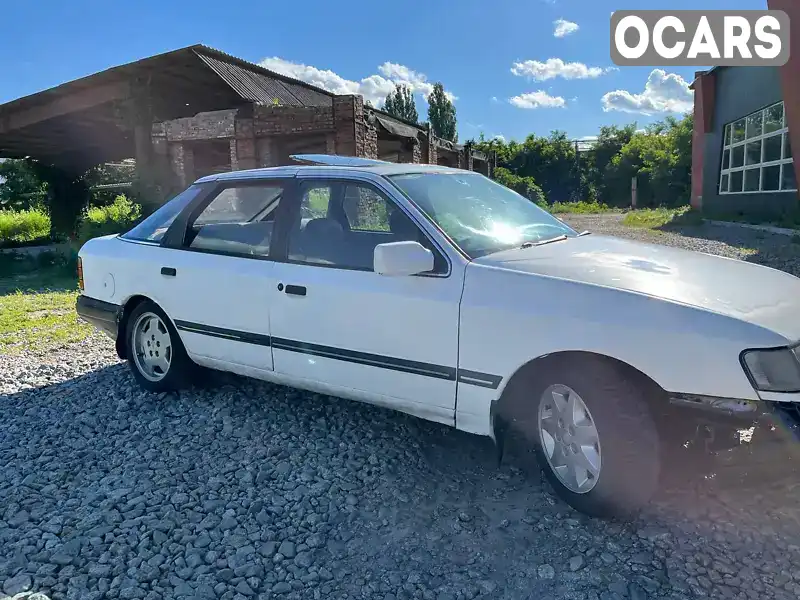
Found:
[75,295,121,340]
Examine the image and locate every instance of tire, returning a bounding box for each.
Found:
[508,356,660,518]
[125,300,193,392]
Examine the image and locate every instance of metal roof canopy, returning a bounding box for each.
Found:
[0,45,335,173]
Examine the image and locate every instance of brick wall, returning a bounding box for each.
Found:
[256,138,276,167]
[461,148,474,171]
[362,121,378,160]
[162,110,237,142]
[253,105,334,137]
[333,96,357,156]
[423,129,438,165]
[234,117,257,170]
[169,144,194,187]
[412,140,422,164]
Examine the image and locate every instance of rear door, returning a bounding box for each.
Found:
[267,172,462,422]
[155,176,294,373]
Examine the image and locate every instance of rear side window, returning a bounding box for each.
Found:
[122,185,204,243]
[195,186,282,226]
[184,182,285,258]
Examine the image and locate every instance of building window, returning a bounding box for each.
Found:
[719,101,797,194]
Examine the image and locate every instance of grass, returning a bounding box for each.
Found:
[0,251,92,354]
[622,206,703,229]
[542,200,617,215]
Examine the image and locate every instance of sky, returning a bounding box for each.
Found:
[0,0,769,144]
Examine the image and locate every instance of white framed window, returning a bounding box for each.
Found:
[719,101,797,195]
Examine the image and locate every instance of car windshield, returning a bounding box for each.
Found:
[388,171,577,258]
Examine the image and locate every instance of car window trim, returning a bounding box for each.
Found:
[165,176,298,261]
[277,175,451,278]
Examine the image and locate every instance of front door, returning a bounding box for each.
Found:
[157,178,291,373]
[268,174,462,421]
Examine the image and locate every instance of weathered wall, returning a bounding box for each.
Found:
[252,105,335,136]
[162,110,237,142]
[154,97,485,185]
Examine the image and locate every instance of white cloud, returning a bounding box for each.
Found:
[493,134,506,142]
[490,96,499,103]
[509,91,567,109]
[554,19,579,38]
[511,58,614,81]
[601,69,693,116]
[259,56,455,106]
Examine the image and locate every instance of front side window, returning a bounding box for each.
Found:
[184,183,284,257]
[121,184,204,243]
[288,180,428,271]
[388,171,577,259]
[720,101,797,194]
[343,185,391,232]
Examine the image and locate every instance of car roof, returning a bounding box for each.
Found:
[193,162,468,184]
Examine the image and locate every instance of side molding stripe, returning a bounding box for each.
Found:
[175,320,272,347]
[271,336,457,381]
[457,369,503,390]
[175,320,501,389]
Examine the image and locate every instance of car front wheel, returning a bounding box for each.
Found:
[125,300,192,392]
[513,357,660,518]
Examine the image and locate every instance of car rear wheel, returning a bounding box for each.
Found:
[126,301,192,392]
[511,357,661,518]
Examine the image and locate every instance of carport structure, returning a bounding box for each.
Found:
[0,45,335,200]
[0,44,489,206]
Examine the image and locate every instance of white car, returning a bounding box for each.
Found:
[77,155,799,517]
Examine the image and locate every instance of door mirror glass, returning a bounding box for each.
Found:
[374,241,434,276]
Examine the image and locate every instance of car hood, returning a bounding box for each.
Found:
[475,234,800,341]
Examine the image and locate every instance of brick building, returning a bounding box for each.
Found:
[153,90,489,189]
[0,45,489,206]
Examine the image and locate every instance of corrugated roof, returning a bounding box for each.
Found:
[195,49,333,107]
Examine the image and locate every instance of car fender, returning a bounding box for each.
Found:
[459,262,786,404]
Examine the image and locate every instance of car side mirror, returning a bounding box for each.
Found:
[374,241,434,276]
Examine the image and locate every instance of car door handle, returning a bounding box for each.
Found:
[161,267,177,277]
[284,284,306,296]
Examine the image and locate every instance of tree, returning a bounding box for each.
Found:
[383,84,418,123]
[427,83,457,142]
[85,161,136,206]
[605,113,693,207]
[0,159,47,211]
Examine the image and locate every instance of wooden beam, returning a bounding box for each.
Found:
[0,80,131,134]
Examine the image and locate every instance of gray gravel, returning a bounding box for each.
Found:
[4,216,800,600]
[561,213,800,277]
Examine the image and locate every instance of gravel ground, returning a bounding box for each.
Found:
[4,216,800,600]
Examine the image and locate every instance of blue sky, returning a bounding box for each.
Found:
[0,0,768,143]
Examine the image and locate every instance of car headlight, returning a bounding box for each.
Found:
[741,346,800,392]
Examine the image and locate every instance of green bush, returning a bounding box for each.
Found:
[0,208,51,248]
[77,195,142,243]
